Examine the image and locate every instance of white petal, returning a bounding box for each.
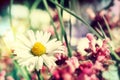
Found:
[36,31,45,44]
[27,30,36,45]
[17,56,33,63]
[39,31,44,38]
[36,56,43,71]
[49,56,57,61]
[42,32,51,44]
[49,46,65,55]
[57,46,65,51]
[52,50,65,54]
[46,41,62,53]
[17,35,32,48]
[26,57,37,71]
[36,31,42,42]
[42,55,56,69]
[18,56,34,66]
[15,43,30,51]
[14,49,32,58]
[45,38,57,47]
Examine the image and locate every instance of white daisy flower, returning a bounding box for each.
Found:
[14,30,64,71]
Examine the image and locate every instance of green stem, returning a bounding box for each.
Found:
[64,31,72,57]
[55,0,72,57]
[69,19,72,45]
[103,16,113,40]
[98,22,106,38]
[55,0,64,41]
[35,69,43,80]
[31,0,42,10]
[68,1,72,45]
[60,0,64,16]
[42,0,59,40]
[108,44,120,61]
[102,17,120,61]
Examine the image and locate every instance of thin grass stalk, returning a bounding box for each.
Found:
[35,69,43,80]
[102,17,120,61]
[69,19,72,45]
[31,0,42,10]
[64,31,72,57]
[60,0,64,16]
[49,0,102,39]
[42,0,59,40]
[56,7,64,41]
[68,0,72,45]
[55,0,64,41]
[55,0,72,57]
[109,45,120,61]
[97,22,106,39]
[103,16,113,40]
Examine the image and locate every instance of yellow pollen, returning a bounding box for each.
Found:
[31,42,46,56]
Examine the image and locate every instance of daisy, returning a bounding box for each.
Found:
[14,30,64,71]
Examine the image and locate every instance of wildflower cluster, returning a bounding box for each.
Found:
[47,33,116,80]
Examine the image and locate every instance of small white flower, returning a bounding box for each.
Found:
[14,30,64,71]
[30,9,50,29]
[77,37,103,55]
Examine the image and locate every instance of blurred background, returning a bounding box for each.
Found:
[1,0,120,80]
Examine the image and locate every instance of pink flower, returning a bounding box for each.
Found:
[79,61,93,75]
[87,33,96,52]
[77,73,99,80]
[62,72,73,80]
[66,57,79,73]
[86,33,95,41]
[51,66,73,80]
[55,54,68,66]
[85,33,111,63]
[93,61,104,71]
[51,57,79,80]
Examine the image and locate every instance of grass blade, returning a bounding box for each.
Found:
[97,22,107,39]
[42,0,59,40]
[103,16,113,40]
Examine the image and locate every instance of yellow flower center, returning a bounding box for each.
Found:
[31,42,46,56]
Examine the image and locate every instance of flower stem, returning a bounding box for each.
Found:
[31,0,42,10]
[54,0,72,57]
[103,16,113,40]
[42,0,59,40]
[35,69,43,80]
